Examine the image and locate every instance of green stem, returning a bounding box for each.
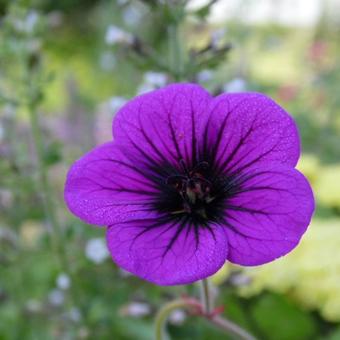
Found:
[154,294,257,340]
[168,22,183,81]
[154,299,198,340]
[200,278,212,315]
[199,279,256,340]
[209,315,257,340]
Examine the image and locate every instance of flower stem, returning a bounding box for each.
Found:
[154,293,256,340]
[200,278,212,315]
[199,278,256,340]
[168,24,181,81]
[154,299,192,340]
[209,315,257,340]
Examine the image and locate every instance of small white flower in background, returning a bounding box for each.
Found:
[105,25,133,46]
[48,289,64,306]
[137,71,168,95]
[143,71,167,88]
[169,309,186,325]
[128,302,151,317]
[85,238,110,264]
[13,10,39,34]
[123,5,143,27]
[197,69,213,83]
[120,302,151,318]
[69,307,82,323]
[109,96,127,113]
[230,272,251,287]
[223,77,247,93]
[56,273,71,290]
[25,11,39,33]
[211,27,227,48]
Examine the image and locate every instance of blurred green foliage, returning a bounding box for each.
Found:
[0,0,340,339]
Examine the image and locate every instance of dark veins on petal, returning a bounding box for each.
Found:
[124,137,249,230]
[150,103,259,228]
[115,98,283,257]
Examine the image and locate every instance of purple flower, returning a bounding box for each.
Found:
[64,84,314,286]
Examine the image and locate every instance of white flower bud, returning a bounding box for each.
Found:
[85,238,110,264]
[48,289,64,306]
[105,25,133,45]
[56,273,71,290]
[223,77,247,93]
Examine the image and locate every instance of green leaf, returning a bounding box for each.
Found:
[251,293,317,340]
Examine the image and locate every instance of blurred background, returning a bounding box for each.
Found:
[0,0,340,339]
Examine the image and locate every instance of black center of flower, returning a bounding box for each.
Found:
[166,161,213,217]
[155,160,227,224]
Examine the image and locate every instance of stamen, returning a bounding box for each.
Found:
[165,161,216,220]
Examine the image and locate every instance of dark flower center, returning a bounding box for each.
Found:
[166,161,214,218]
[155,160,227,224]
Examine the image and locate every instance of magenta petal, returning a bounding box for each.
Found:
[64,142,159,226]
[223,165,314,265]
[106,214,228,285]
[203,93,300,176]
[112,83,212,167]
[64,83,314,285]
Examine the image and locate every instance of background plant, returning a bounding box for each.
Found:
[0,0,339,339]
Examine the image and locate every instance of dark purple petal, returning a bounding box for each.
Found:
[202,93,300,176]
[112,83,212,168]
[222,164,314,265]
[106,213,228,285]
[64,142,159,226]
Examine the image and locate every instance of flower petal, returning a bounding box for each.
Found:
[64,142,160,226]
[112,83,212,168]
[202,93,300,177]
[222,165,314,265]
[106,213,228,285]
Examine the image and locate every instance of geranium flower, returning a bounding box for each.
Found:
[64,84,314,285]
